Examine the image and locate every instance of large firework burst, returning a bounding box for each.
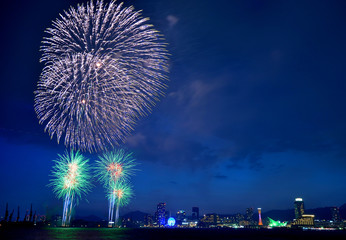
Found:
[49,150,92,226]
[35,0,169,152]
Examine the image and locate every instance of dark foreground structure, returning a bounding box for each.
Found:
[1,227,346,240]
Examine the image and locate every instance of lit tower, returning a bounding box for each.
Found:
[258,208,263,226]
[294,198,304,219]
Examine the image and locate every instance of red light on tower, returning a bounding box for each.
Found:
[258,208,263,226]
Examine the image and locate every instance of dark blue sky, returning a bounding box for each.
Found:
[1,0,346,219]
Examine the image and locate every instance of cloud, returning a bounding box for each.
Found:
[166,15,179,27]
[127,63,346,172]
[127,128,220,169]
[126,133,147,148]
[213,175,228,180]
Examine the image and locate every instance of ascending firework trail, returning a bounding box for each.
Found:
[35,0,169,153]
[49,150,92,227]
[109,181,133,227]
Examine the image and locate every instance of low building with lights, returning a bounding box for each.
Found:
[200,213,220,227]
[290,214,315,228]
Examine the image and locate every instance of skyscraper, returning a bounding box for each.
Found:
[156,203,166,227]
[192,207,199,220]
[246,207,254,223]
[294,198,304,219]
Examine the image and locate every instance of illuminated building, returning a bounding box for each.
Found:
[257,208,263,226]
[144,214,153,227]
[294,198,304,219]
[291,214,314,227]
[192,207,199,220]
[200,213,220,226]
[331,207,340,222]
[235,213,245,223]
[268,217,287,227]
[187,220,198,228]
[246,208,254,224]
[239,220,250,226]
[222,216,235,224]
[176,210,186,222]
[156,203,166,227]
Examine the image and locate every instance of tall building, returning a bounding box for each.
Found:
[246,207,254,223]
[235,213,245,223]
[330,207,340,222]
[257,208,263,226]
[294,198,304,219]
[192,207,199,220]
[156,203,166,227]
[176,210,186,222]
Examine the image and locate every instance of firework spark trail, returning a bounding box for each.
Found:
[94,148,137,226]
[35,0,169,152]
[49,150,92,226]
[109,194,115,226]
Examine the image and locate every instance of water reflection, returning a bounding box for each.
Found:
[47,228,127,240]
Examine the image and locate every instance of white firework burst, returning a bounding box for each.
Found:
[35,0,169,152]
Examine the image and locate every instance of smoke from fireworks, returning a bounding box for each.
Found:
[49,150,92,226]
[35,0,169,152]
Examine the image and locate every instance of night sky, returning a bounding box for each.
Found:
[1,0,346,219]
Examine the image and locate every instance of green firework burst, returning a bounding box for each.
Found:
[108,181,134,207]
[94,149,137,187]
[49,150,92,202]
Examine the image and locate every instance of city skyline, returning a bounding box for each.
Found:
[2,196,346,231]
[1,0,346,218]
[1,196,345,222]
